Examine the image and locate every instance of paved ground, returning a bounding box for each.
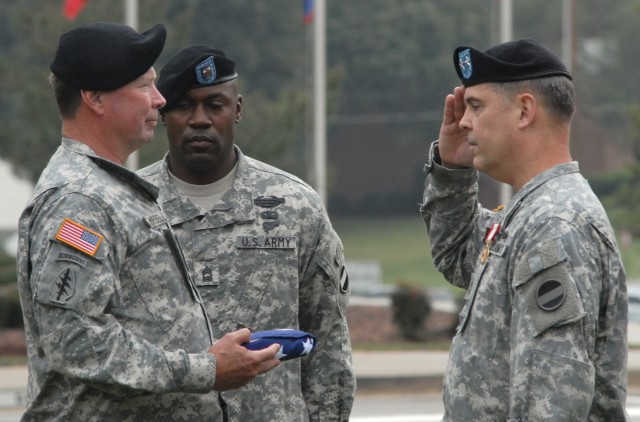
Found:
[3,349,640,412]
[4,294,640,414]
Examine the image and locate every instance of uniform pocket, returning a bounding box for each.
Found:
[232,250,298,330]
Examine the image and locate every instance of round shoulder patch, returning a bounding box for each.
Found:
[536,279,566,311]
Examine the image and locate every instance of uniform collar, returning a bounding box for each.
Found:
[61,137,159,201]
[498,162,579,227]
[157,146,257,227]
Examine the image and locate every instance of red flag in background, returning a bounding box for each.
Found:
[303,0,314,25]
[63,0,88,21]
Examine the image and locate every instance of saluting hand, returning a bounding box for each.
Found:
[438,86,474,169]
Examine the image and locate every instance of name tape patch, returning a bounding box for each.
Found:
[143,212,168,228]
[237,236,297,249]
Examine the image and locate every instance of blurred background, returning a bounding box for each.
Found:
[3,0,640,350]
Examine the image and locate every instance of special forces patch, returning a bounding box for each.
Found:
[536,279,566,311]
[49,267,75,304]
[458,48,473,79]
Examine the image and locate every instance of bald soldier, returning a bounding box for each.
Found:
[421,38,628,420]
[138,45,356,421]
[17,23,279,421]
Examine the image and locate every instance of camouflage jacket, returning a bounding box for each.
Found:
[138,148,356,422]
[420,142,628,421]
[17,139,221,421]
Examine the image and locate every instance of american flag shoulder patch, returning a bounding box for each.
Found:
[55,218,104,257]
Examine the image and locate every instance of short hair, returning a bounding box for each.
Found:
[490,76,576,123]
[48,73,82,119]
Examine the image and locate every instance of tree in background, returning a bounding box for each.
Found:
[1,0,640,221]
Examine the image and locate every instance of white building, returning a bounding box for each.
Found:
[0,159,33,255]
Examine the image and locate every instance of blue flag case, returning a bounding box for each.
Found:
[243,329,317,361]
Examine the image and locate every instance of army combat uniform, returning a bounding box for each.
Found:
[139,147,356,422]
[420,142,628,421]
[17,139,222,421]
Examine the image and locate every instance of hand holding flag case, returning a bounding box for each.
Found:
[243,329,316,361]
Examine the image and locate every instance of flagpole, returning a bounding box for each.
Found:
[312,0,327,203]
[124,0,140,171]
[561,0,575,74]
[498,0,512,205]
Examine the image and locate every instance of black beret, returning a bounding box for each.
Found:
[50,22,166,91]
[157,45,238,112]
[454,38,572,87]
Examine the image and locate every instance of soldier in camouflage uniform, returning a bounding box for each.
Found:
[420,39,628,421]
[17,23,279,421]
[137,45,356,421]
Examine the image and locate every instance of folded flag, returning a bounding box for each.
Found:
[243,329,316,361]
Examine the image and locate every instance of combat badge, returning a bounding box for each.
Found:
[254,196,285,208]
[480,223,501,264]
[263,221,279,231]
[55,218,103,257]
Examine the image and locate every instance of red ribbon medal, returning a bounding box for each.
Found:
[480,223,501,264]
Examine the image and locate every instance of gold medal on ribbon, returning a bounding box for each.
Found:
[480,223,501,264]
[480,243,491,263]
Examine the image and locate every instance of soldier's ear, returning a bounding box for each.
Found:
[517,92,536,129]
[81,90,105,115]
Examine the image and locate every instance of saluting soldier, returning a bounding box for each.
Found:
[17,23,280,421]
[138,45,356,421]
[421,39,628,420]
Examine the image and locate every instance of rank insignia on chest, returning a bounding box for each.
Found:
[480,223,501,264]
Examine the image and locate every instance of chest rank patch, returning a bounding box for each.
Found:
[55,218,103,257]
[49,267,75,304]
[536,279,566,311]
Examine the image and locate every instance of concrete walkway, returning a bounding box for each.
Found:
[3,349,640,413]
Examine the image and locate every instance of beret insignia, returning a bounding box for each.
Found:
[458,48,473,80]
[196,56,217,85]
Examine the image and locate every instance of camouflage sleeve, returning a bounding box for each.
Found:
[508,217,626,420]
[420,141,488,289]
[26,193,216,396]
[298,206,356,422]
